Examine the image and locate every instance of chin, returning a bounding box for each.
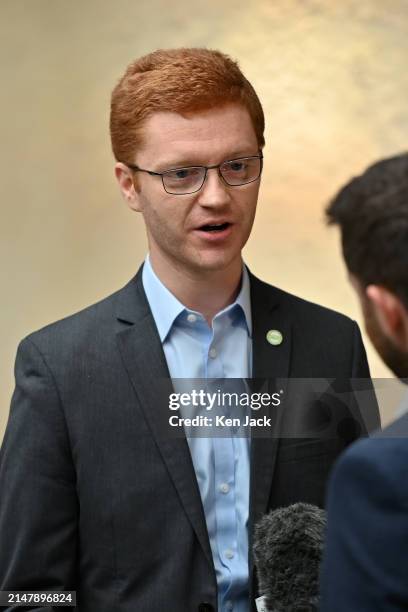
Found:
[193,252,241,273]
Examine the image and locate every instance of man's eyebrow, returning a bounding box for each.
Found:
[157,158,200,169]
[157,150,259,170]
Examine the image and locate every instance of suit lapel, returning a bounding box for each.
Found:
[115,268,213,567]
[248,272,292,564]
[113,268,292,582]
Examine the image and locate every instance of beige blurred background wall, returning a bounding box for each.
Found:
[1,0,407,442]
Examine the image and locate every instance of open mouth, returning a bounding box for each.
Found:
[199,222,230,232]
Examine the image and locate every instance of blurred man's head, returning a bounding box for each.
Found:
[326,153,408,378]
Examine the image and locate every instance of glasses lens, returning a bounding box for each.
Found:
[162,167,205,194]
[220,157,262,186]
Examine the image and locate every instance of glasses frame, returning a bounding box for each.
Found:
[125,151,263,195]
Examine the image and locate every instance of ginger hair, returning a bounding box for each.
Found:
[110,47,265,163]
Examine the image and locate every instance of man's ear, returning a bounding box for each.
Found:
[114,163,142,212]
[366,285,408,351]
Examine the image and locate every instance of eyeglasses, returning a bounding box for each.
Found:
[126,152,263,195]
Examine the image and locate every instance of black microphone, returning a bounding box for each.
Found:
[253,503,326,612]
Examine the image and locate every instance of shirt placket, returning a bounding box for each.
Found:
[206,319,240,611]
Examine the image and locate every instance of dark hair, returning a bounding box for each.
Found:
[326,153,408,307]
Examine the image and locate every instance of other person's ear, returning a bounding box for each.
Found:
[366,285,408,351]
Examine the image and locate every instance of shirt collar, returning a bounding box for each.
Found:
[229,263,252,337]
[395,389,408,418]
[142,255,185,342]
[142,254,252,342]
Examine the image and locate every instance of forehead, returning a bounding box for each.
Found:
[135,104,258,167]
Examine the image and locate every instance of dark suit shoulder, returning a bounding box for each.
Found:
[248,270,372,382]
[331,416,408,501]
[25,292,116,341]
[21,275,140,358]
[251,273,356,330]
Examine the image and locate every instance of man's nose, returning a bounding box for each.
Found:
[196,168,232,207]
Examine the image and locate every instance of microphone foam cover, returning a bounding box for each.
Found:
[253,502,326,612]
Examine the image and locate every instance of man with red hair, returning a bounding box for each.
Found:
[0,48,379,612]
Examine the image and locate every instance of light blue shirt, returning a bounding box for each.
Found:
[142,255,252,612]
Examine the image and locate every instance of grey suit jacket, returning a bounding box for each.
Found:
[0,268,380,611]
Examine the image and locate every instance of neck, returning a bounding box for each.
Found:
[149,253,243,325]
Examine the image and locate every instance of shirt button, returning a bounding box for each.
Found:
[219,483,230,494]
[209,347,217,359]
[187,313,197,323]
[225,549,234,560]
[225,602,233,611]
